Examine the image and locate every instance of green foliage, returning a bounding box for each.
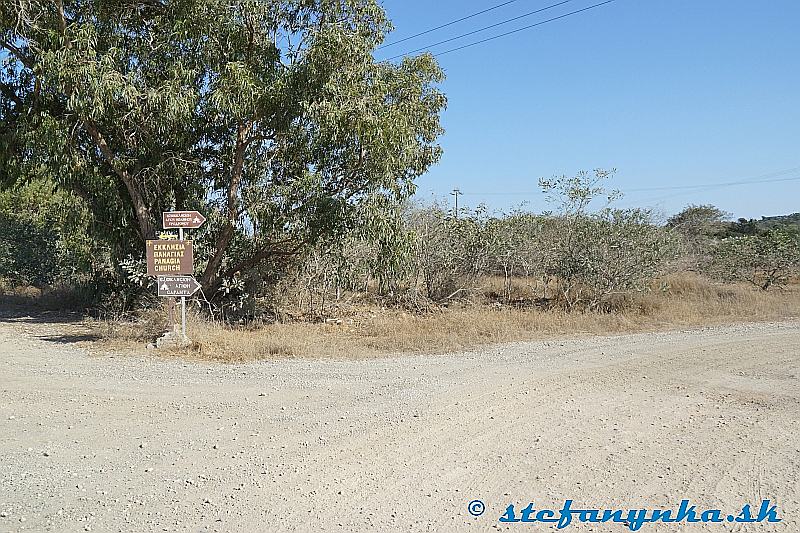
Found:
[667,204,730,235]
[710,228,800,290]
[484,211,543,302]
[537,170,679,309]
[274,200,496,310]
[667,204,730,266]
[723,218,759,237]
[717,213,800,238]
[354,195,418,296]
[541,209,679,309]
[539,169,622,216]
[0,177,161,313]
[757,213,800,232]
[272,194,419,318]
[0,178,96,286]
[270,171,683,314]
[1,0,446,298]
[0,211,60,285]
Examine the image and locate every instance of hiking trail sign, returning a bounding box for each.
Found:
[146,240,193,276]
[162,211,207,229]
[157,275,202,298]
[148,211,206,343]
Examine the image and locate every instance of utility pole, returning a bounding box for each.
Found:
[451,188,461,219]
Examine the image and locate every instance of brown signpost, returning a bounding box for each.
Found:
[146,240,193,276]
[150,211,206,343]
[162,211,207,229]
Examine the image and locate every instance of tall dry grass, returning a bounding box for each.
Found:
[89,272,800,361]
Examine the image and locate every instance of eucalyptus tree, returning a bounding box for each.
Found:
[1,0,446,296]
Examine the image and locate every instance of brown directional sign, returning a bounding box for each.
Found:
[157,276,201,298]
[146,240,193,276]
[162,211,207,229]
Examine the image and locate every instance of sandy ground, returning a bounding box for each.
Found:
[0,315,799,533]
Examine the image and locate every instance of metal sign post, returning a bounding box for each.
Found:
[148,210,206,344]
[179,227,186,340]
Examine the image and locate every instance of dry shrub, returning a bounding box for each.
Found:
[91,305,171,344]
[481,275,544,303]
[640,272,800,324]
[185,330,298,361]
[87,272,800,361]
[660,272,737,299]
[600,292,662,315]
[9,285,43,298]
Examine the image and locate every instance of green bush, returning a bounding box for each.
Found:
[537,209,679,309]
[710,228,800,290]
[0,212,61,285]
[534,170,680,309]
[0,178,104,293]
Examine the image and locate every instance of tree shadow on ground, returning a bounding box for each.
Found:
[36,333,101,344]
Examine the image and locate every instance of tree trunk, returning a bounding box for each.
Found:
[84,121,155,241]
[199,122,250,292]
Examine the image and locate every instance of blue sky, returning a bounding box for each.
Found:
[376,0,800,220]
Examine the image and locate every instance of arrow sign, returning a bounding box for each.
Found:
[156,276,202,298]
[163,211,207,229]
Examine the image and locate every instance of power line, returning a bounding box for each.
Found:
[387,0,618,61]
[378,0,526,50]
[385,0,576,61]
[458,167,800,197]
[624,167,800,193]
[430,0,618,59]
[616,185,728,209]
[619,175,800,209]
[603,169,800,208]
[454,173,800,213]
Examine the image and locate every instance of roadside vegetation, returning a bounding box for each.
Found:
[1,1,799,359]
[3,169,799,359]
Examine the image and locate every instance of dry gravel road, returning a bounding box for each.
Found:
[1,315,799,533]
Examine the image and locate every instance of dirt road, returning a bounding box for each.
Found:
[1,316,799,532]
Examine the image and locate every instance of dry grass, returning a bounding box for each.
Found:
[85,272,800,362]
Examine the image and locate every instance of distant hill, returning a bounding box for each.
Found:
[759,213,800,227]
[721,213,800,238]
[761,213,800,224]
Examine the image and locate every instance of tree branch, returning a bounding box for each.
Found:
[0,81,23,108]
[84,119,155,241]
[208,238,306,295]
[55,0,67,35]
[0,40,34,69]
